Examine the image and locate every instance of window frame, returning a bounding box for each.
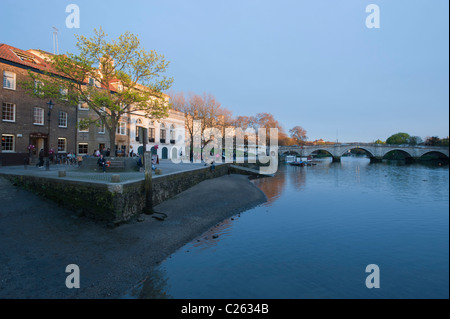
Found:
[78,143,88,155]
[78,99,89,111]
[1,134,15,152]
[98,120,105,134]
[57,138,67,153]
[58,111,68,128]
[117,121,126,135]
[78,120,89,133]
[33,107,45,125]
[2,102,16,122]
[3,71,16,90]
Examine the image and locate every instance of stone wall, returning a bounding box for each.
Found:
[151,164,231,206]
[1,164,243,225]
[2,174,140,223]
[78,156,141,172]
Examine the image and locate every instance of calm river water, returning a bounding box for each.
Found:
[139,157,449,299]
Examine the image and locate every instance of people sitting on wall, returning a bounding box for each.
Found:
[97,154,107,173]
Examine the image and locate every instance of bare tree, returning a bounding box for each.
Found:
[289,126,308,145]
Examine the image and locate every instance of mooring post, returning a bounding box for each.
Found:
[144,151,153,214]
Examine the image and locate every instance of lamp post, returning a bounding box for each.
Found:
[46,100,54,170]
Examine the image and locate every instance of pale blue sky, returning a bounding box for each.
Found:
[1,0,448,142]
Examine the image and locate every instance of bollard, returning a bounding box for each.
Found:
[111,174,120,183]
[45,159,50,171]
[58,170,66,177]
[143,151,153,214]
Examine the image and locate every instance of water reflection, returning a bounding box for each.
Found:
[123,268,172,299]
[191,218,236,251]
[251,169,287,206]
[134,157,449,299]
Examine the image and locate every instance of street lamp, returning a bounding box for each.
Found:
[46,100,54,170]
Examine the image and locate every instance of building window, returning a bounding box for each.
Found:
[88,77,100,88]
[160,128,166,140]
[170,125,175,141]
[78,99,89,110]
[33,107,44,125]
[34,80,44,95]
[78,120,89,132]
[3,71,16,90]
[57,138,67,153]
[149,127,155,142]
[98,121,105,134]
[78,143,88,155]
[2,102,16,122]
[117,122,126,135]
[1,134,15,152]
[58,111,67,127]
[60,88,68,101]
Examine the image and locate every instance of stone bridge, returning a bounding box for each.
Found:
[279,143,450,162]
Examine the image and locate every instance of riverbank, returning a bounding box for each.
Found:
[0,173,266,299]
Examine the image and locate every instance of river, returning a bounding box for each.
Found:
[137,157,449,299]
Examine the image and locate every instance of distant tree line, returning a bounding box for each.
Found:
[378,132,449,147]
[169,91,309,160]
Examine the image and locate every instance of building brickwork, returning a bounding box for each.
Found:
[0,45,77,165]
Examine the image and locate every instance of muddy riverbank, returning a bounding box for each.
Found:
[0,174,266,299]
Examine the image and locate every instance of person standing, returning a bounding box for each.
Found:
[48,147,55,163]
[36,148,44,168]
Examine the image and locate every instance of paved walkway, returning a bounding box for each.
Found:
[0,160,219,184]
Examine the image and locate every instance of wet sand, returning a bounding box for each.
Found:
[0,174,266,299]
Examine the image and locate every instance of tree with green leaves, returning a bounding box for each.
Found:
[21,28,173,150]
[386,132,410,145]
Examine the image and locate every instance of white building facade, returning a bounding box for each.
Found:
[129,108,186,160]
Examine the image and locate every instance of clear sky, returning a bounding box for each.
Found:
[1,0,448,142]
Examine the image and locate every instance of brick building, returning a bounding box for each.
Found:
[0,44,77,166]
[1,43,187,165]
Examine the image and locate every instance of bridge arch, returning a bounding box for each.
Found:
[309,149,338,161]
[382,149,414,160]
[282,150,301,156]
[340,147,375,158]
[419,151,449,159]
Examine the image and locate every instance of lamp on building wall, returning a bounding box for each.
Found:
[47,100,54,134]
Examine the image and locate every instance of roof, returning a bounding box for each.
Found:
[0,43,170,98]
[0,44,54,73]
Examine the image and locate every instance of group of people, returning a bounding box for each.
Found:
[93,148,111,157]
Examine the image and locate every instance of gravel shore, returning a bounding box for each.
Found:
[0,174,266,299]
